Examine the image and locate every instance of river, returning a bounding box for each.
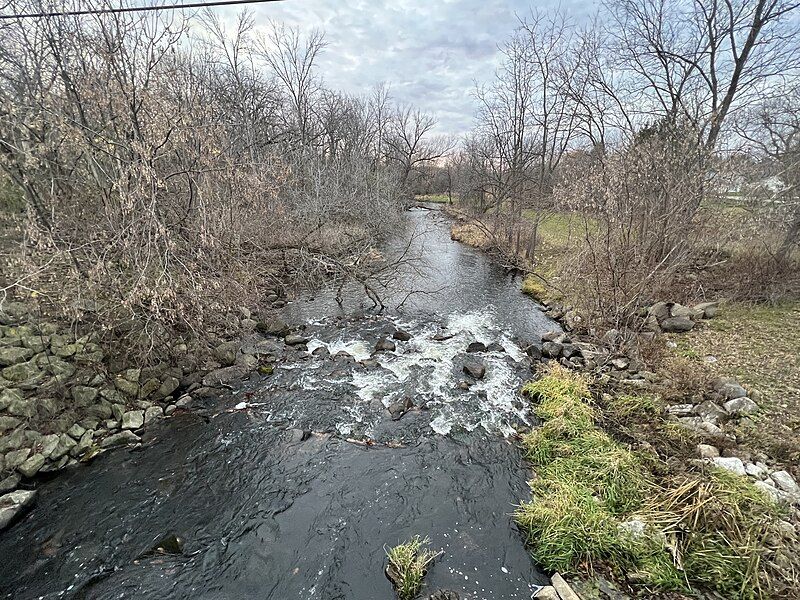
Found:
[0,206,557,600]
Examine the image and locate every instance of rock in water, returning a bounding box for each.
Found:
[392,329,412,341]
[284,334,309,346]
[463,362,486,379]
[0,489,37,531]
[466,341,486,353]
[428,592,459,600]
[255,319,289,337]
[374,338,396,352]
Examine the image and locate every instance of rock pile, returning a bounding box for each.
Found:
[644,300,718,333]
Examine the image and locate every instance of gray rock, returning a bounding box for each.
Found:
[667,404,694,417]
[541,341,563,358]
[139,378,161,398]
[6,392,36,417]
[67,423,87,440]
[387,397,413,421]
[165,404,177,416]
[255,319,289,337]
[0,429,25,453]
[1,359,42,384]
[202,365,247,386]
[695,400,728,425]
[693,301,719,319]
[0,416,21,431]
[466,341,486,353]
[17,453,45,478]
[745,462,768,479]
[38,433,60,457]
[72,385,99,407]
[144,406,164,424]
[770,470,800,495]
[49,434,77,460]
[428,591,460,600]
[0,474,20,494]
[755,480,798,505]
[610,357,629,370]
[71,430,94,458]
[533,586,559,600]
[660,316,694,332]
[4,448,30,470]
[711,456,746,476]
[100,430,141,448]
[284,334,310,347]
[240,318,257,332]
[723,397,759,416]
[697,444,720,458]
[214,341,239,366]
[714,378,747,400]
[670,303,695,319]
[374,338,396,352]
[463,362,486,379]
[0,346,34,367]
[121,410,144,430]
[648,302,670,321]
[155,376,180,399]
[392,329,412,341]
[486,342,506,353]
[0,387,23,411]
[0,489,37,531]
[114,375,140,397]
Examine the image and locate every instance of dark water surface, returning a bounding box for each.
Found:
[0,206,556,600]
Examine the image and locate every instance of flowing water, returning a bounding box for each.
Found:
[0,206,558,600]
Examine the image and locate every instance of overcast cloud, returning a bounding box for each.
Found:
[237,0,594,135]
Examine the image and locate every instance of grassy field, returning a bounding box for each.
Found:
[668,301,800,460]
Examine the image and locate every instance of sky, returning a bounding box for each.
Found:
[237,0,595,136]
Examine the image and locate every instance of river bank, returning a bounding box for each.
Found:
[446,205,800,598]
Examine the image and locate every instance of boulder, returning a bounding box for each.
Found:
[72,385,99,407]
[648,302,671,322]
[284,334,310,347]
[695,400,727,425]
[660,316,694,333]
[541,341,563,359]
[486,342,506,353]
[17,453,45,478]
[0,387,23,411]
[6,393,36,418]
[2,360,42,383]
[155,376,180,399]
[387,397,413,421]
[428,592,460,600]
[213,341,239,366]
[713,378,747,400]
[144,406,164,424]
[770,471,800,496]
[463,362,486,379]
[0,346,34,367]
[139,378,161,398]
[114,375,140,398]
[0,414,21,431]
[711,456,746,476]
[255,319,289,337]
[693,301,719,319]
[466,341,486,353]
[670,303,695,319]
[392,329,412,341]
[0,489,37,531]
[49,434,77,460]
[0,474,20,494]
[374,338,396,352]
[533,587,559,600]
[723,397,759,416]
[697,444,720,459]
[666,404,694,417]
[202,365,247,386]
[4,448,30,470]
[121,410,144,430]
[38,433,60,457]
[524,345,542,361]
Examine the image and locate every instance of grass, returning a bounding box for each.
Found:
[521,275,549,302]
[668,301,800,460]
[385,536,440,600]
[515,365,790,598]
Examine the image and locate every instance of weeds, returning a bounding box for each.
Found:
[385,536,440,600]
[515,365,790,598]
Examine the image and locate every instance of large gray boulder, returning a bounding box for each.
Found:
[723,397,759,416]
[0,489,37,531]
[0,346,34,367]
[660,316,694,333]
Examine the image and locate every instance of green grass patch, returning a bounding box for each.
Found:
[385,536,440,600]
[521,275,549,302]
[515,365,787,598]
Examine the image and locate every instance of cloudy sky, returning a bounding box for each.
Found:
[240,0,595,135]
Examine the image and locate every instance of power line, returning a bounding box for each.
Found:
[0,0,284,19]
